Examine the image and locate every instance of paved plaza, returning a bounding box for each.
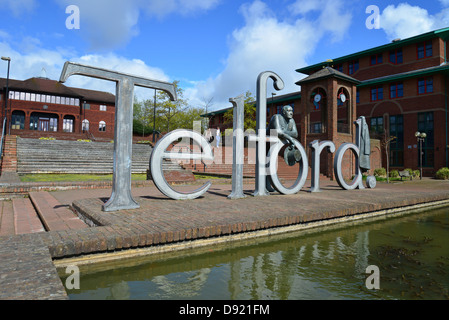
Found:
[0,175,448,300]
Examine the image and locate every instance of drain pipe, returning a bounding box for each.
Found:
[444,40,449,168]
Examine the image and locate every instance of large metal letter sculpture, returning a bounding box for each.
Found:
[253,71,284,197]
[150,130,214,200]
[309,140,336,192]
[267,136,308,195]
[59,62,177,212]
[228,94,246,200]
[334,117,365,190]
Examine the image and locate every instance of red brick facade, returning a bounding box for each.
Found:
[0,77,115,141]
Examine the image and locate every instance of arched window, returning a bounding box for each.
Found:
[99,121,106,132]
[82,119,90,132]
[11,111,25,130]
[309,87,327,134]
[63,115,75,133]
[337,88,350,134]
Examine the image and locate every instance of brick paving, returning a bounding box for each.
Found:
[0,177,448,299]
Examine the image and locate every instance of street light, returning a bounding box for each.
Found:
[415,131,427,180]
[1,57,11,135]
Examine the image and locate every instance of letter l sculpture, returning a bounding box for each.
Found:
[59,62,177,212]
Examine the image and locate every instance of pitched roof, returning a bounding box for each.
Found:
[296,67,361,86]
[297,26,449,75]
[0,77,115,104]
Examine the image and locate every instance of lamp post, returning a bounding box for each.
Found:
[153,89,156,143]
[271,93,276,115]
[1,56,11,134]
[415,131,427,180]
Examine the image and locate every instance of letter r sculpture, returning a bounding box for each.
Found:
[59,62,177,212]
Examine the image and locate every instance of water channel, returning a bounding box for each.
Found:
[60,205,449,300]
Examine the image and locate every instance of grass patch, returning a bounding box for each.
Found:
[193,174,228,180]
[19,173,147,183]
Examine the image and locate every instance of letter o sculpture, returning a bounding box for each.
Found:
[334,143,363,190]
[267,138,308,195]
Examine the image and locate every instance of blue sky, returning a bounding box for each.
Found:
[1,0,449,111]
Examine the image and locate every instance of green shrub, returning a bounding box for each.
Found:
[389,169,399,178]
[374,168,386,177]
[413,170,420,178]
[39,137,55,141]
[435,167,449,180]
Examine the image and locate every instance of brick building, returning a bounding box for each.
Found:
[0,76,115,141]
[205,27,449,177]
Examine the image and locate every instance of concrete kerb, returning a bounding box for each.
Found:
[53,198,449,269]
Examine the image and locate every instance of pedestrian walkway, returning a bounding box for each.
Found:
[0,177,448,299]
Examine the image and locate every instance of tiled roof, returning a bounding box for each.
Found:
[0,77,115,104]
[296,67,361,86]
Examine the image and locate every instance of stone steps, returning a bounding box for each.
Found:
[15,138,185,174]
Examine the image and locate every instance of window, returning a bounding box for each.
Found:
[310,122,322,134]
[390,83,404,99]
[356,90,360,104]
[334,64,343,72]
[389,115,404,167]
[63,116,75,133]
[11,111,25,130]
[99,121,106,132]
[82,119,90,132]
[418,112,434,167]
[389,48,403,64]
[100,105,107,111]
[371,86,383,101]
[370,53,383,65]
[370,116,383,135]
[348,60,359,74]
[417,41,432,59]
[418,77,433,94]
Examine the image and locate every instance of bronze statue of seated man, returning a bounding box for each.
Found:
[267,105,301,166]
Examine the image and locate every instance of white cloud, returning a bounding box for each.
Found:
[187,0,353,109]
[379,3,449,41]
[380,4,435,40]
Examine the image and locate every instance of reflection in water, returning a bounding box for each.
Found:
[62,207,449,300]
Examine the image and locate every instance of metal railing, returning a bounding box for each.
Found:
[0,117,7,167]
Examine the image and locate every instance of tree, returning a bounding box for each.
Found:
[157,80,189,132]
[200,96,214,131]
[223,91,256,131]
[133,98,153,136]
[381,129,396,183]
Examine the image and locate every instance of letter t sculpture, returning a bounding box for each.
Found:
[60,62,177,212]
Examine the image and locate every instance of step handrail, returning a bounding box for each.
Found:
[0,117,7,165]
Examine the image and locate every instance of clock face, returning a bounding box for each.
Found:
[340,93,346,103]
[314,94,322,103]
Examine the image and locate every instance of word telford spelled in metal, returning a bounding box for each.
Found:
[59,64,375,211]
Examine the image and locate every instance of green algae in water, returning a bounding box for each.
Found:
[61,206,449,300]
